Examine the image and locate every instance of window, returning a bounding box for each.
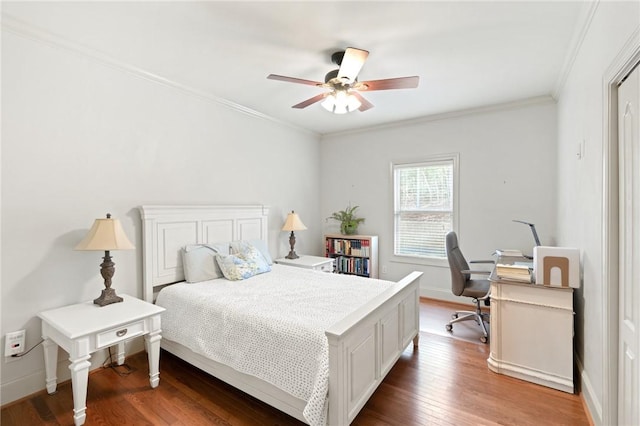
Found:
[393,154,459,261]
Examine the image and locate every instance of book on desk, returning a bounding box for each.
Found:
[494,249,523,257]
[495,263,533,283]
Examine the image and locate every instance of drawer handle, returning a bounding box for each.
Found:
[116,329,128,337]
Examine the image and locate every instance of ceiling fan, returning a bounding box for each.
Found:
[267,47,419,114]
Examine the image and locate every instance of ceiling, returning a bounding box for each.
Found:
[3,1,588,135]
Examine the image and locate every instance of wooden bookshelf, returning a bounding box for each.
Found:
[324,234,379,278]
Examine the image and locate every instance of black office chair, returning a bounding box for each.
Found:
[444,231,493,343]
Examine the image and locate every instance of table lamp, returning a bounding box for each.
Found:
[282,210,307,259]
[75,213,135,306]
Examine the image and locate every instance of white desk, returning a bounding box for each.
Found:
[38,295,165,425]
[488,261,574,393]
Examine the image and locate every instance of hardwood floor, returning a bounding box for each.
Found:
[1,298,589,425]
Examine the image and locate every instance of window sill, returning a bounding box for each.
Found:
[390,255,449,268]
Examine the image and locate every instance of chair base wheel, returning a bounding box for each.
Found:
[451,313,458,319]
[480,335,488,344]
[445,324,453,332]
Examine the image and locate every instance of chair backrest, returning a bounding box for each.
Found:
[445,231,470,296]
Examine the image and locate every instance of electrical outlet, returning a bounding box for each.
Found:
[381,265,388,274]
[5,330,26,357]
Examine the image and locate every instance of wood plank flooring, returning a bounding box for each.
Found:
[1,298,589,425]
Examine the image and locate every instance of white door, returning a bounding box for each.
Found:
[618,63,640,426]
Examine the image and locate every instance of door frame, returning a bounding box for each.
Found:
[602,28,640,426]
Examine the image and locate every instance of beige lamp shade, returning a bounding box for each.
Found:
[75,214,135,251]
[282,211,307,232]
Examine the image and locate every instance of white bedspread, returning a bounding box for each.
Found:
[155,264,394,426]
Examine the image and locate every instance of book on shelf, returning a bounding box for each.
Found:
[324,234,378,278]
[334,255,369,276]
[495,263,532,282]
[325,237,370,257]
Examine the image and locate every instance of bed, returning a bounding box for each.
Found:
[139,205,422,425]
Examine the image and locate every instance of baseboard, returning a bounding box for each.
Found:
[420,288,478,305]
[420,290,491,316]
[581,393,596,426]
[576,356,602,425]
[1,338,145,407]
[0,368,49,407]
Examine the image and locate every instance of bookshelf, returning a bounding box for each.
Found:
[324,234,379,278]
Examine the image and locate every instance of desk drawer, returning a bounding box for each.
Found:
[97,320,145,348]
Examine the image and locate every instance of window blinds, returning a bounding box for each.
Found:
[394,160,454,258]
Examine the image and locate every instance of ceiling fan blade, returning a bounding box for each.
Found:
[337,47,369,83]
[292,93,327,109]
[357,76,419,91]
[352,92,374,112]
[267,74,323,87]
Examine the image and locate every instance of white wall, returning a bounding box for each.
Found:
[320,99,558,302]
[5,3,636,421]
[1,26,321,404]
[555,2,640,424]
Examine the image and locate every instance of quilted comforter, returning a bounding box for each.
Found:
[155,264,394,426]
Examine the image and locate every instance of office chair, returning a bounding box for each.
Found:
[444,231,493,343]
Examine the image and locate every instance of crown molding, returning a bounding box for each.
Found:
[322,95,555,139]
[1,13,317,137]
[552,1,600,99]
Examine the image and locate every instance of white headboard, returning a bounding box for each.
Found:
[138,205,269,302]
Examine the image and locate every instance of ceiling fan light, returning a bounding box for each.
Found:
[346,93,361,111]
[321,90,360,114]
[333,104,348,114]
[333,91,349,114]
[321,93,337,112]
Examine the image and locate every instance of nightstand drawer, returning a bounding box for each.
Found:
[316,261,334,272]
[97,320,145,348]
[275,255,334,272]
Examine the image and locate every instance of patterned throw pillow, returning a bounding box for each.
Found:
[231,241,271,272]
[216,243,271,281]
[230,239,273,265]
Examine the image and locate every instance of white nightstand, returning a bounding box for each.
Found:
[38,294,165,426]
[275,255,335,272]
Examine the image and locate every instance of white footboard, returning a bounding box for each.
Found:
[325,271,422,425]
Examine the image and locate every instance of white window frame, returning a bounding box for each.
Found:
[391,153,459,267]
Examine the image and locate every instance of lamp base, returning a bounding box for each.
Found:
[285,251,299,260]
[94,288,123,306]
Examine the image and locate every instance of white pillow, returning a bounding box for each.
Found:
[231,239,273,265]
[182,243,229,283]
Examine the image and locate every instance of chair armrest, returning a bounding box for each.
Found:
[469,260,495,264]
[461,269,491,275]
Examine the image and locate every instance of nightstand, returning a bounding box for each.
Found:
[38,295,165,426]
[275,255,335,272]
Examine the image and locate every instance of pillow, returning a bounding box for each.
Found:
[216,244,271,281]
[182,243,229,283]
[231,239,273,265]
[230,241,272,271]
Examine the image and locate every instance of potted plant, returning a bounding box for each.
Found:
[328,205,365,235]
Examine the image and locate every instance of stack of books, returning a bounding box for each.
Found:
[496,263,532,282]
[494,249,523,257]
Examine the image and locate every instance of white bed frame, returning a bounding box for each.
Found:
[139,205,422,425]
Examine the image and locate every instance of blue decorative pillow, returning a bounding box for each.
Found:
[231,239,273,265]
[231,241,272,271]
[216,244,271,281]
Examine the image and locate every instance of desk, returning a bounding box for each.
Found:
[488,257,574,393]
